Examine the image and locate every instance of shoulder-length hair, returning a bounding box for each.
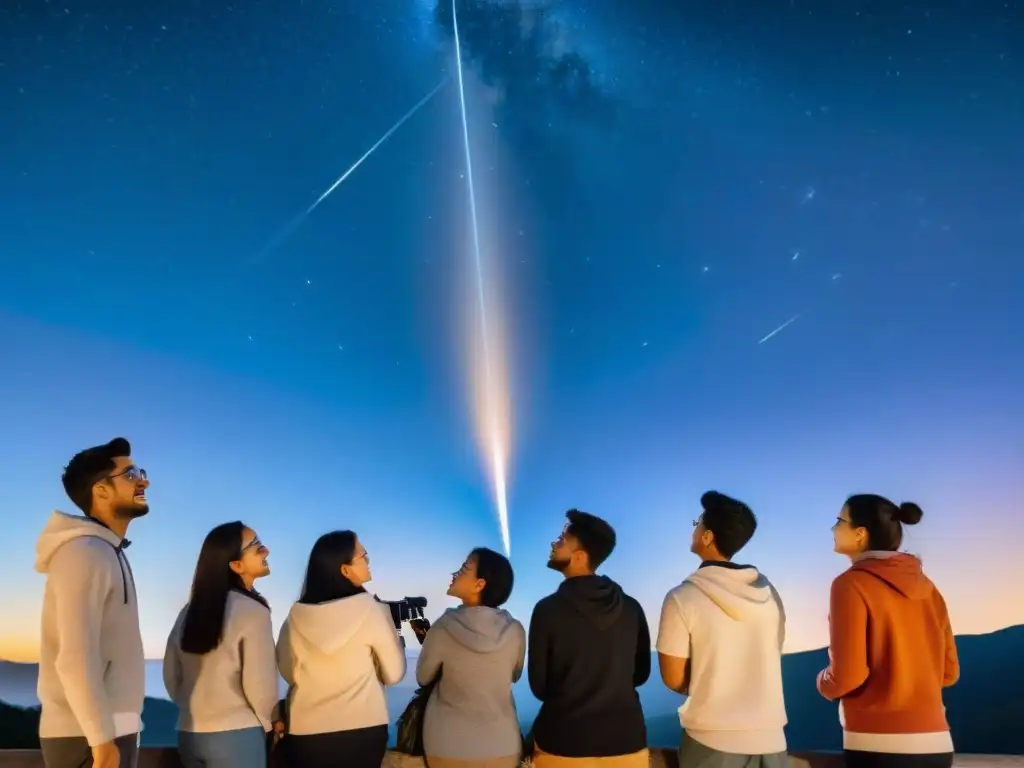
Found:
[298,530,366,605]
[180,521,269,655]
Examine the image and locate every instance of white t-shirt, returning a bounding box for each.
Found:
[656,563,788,755]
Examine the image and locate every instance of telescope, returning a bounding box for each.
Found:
[377,596,428,635]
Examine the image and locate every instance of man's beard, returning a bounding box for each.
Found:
[115,502,149,519]
[546,554,570,573]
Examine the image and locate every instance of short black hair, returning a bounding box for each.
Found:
[565,508,616,570]
[700,491,757,559]
[62,437,132,515]
[470,547,514,608]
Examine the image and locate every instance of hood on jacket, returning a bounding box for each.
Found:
[556,574,625,630]
[685,563,775,621]
[286,592,388,655]
[35,510,125,574]
[435,605,519,653]
[851,551,934,600]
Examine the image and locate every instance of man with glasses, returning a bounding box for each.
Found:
[656,491,789,768]
[35,438,150,768]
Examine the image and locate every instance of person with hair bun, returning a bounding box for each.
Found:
[818,494,960,768]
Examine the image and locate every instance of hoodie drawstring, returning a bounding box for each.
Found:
[109,540,135,605]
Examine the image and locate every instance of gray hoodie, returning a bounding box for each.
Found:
[35,511,146,747]
[416,605,526,760]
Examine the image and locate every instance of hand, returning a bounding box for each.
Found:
[91,741,120,768]
[272,720,285,746]
[409,618,430,645]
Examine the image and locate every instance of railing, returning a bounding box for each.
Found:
[0,749,1018,767]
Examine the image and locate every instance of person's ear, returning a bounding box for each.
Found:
[229,560,244,576]
[94,482,111,503]
[340,563,353,581]
[473,578,486,595]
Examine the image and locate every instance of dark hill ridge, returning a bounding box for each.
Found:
[2,625,1021,753]
[646,624,1024,755]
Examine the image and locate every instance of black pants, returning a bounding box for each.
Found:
[40,733,140,768]
[284,725,388,768]
[845,751,954,768]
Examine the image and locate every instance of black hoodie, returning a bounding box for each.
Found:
[527,574,651,757]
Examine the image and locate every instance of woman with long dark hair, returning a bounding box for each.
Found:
[417,547,525,768]
[817,494,959,768]
[163,521,279,768]
[277,530,406,768]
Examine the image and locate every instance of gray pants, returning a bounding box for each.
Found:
[178,726,267,768]
[40,733,139,768]
[678,732,789,768]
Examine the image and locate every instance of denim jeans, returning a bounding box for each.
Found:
[178,726,267,768]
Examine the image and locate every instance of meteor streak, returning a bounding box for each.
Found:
[452,0,512,557]
[758,313,802,345]
[248,78,448,267]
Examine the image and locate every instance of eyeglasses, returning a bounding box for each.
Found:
[108,466,147,483]
[832,517,850,529]
[241,537,266,555]
[353,550,369,564]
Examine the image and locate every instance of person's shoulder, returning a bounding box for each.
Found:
[531,592,561,618]
[50,536,116,573]
[507,614,527,638]
[662,579,701,607]
[228,592,272,623]
[621,591,645,613]
[831,567,873,597]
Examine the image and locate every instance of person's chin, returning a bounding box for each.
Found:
[123,502,149,518]
[546,558,567,573]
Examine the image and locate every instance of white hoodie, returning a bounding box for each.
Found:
[656,563,788,756]
[277,592,406,735]
[35,511,146,747]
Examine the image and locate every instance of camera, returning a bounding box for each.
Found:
[378,596,428,631]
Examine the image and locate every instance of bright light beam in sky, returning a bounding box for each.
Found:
[452,0,512,557]
[758,313,802,344]
[246,78,449,268]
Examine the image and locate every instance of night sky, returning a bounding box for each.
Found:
[1,0,1022,662]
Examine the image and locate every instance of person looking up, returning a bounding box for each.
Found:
[276,530,406,768]
[416,547,526,768]
[36,438,150,768]
[528,509,651,768]
[819,494,959,768]
[163,521,279,768]
[656,491,788,768]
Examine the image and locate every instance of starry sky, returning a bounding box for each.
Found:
[1,0,1022,662]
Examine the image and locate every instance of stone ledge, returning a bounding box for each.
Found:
[0,749,1019,767]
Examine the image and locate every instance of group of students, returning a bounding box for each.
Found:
[33,438,961,768]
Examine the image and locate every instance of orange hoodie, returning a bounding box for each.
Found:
[817,552,959,735]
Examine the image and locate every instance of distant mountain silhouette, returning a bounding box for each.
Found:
[646,624,1024,754]
[0,697,177,749]
[2,626,1020,753]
